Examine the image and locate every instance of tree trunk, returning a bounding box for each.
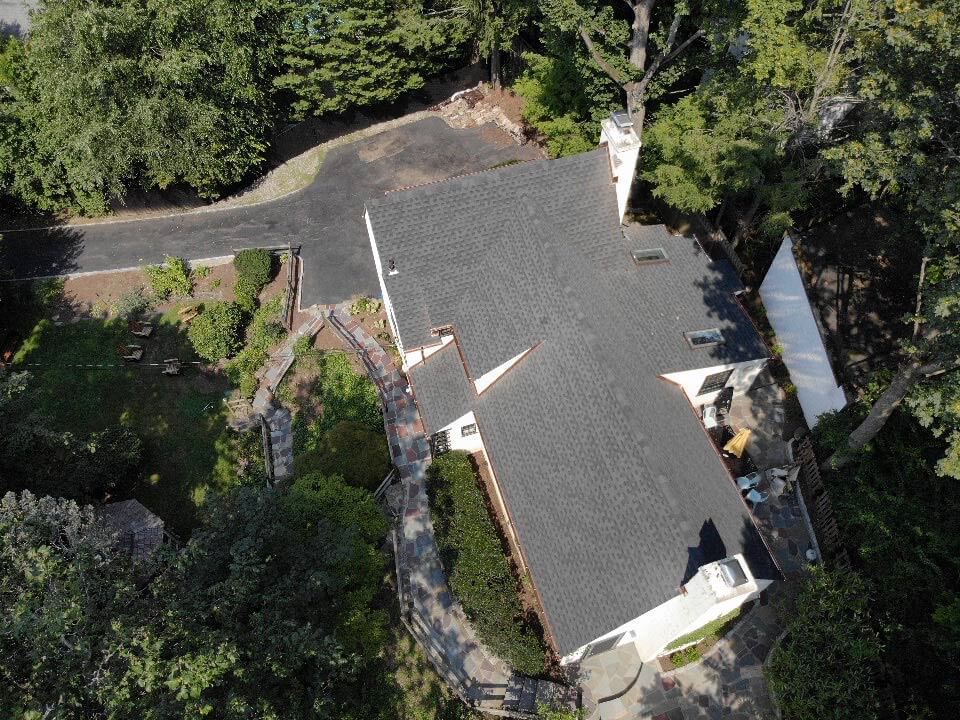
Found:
[732,194,762,247]
[822,359,942,470]
[629,0,657,69]
[490,45,501,90]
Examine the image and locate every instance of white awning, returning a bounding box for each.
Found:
[759,236,847,427]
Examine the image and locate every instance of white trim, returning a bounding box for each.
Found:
[364,209,405,362]
[474,346,534,394]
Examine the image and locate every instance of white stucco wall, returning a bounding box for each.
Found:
[404,334,455,372]
[661,358,768,408]
[759,236,847,427]
[438,410,485,453]
[562,554,771,664]
[474,346,534,394]
[600,118,641,222]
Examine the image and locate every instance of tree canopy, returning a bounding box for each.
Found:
[0,474,392,719]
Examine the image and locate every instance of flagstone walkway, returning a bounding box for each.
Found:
[327,303,577,716]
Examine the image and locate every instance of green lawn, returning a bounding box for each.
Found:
[12,313,252,537]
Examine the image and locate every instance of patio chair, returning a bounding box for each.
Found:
[702,405,719,430]
[129,321,154,338]
[161,358,181,376]
[736,471,762,491]
[745,488,770,504]
[120,344,144,362]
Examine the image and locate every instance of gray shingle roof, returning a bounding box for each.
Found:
[366,150,775,655]
[409,342,476,434]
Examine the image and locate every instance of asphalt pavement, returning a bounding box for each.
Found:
[1,117,540,306]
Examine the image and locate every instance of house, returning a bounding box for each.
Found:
[363,114,777,665]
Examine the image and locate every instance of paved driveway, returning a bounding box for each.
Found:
[2,117,541,307]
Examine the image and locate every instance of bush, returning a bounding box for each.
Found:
[144,256,193,299]
[294,420,389,490]
[234,249,273,291]
[112,288,151,320]
[669,644,703,668]
[349,296,382,316]
[188,302,244,361]
[766,567,883,720]
[234,275,260,313]
[226,297,286,394]
[428,452,546,675]
[293,335,313,358]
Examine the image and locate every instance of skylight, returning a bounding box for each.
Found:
[684,328,724,348]
[631,248,667,265]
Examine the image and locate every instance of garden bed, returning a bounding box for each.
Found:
[657,604,750,671]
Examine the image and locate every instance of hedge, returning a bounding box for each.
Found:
[664,607,741,651]
[427,451,546,675]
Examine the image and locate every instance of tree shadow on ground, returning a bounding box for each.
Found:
[2,286,260,537]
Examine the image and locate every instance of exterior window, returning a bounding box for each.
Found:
[631,248,667,265]
[697,370,733,396]
[684,328,724,348]
[461,423,478,437]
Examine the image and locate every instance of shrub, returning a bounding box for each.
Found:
[428,452,546,675]
[293,335,313,358]
[191,264,211,280]
[294,420,389,490]
[112,288,151,320]
[665,608,741,651]
[144,256,193,299]
[234,249,273,291]
[234,275,260,313]
[766,567,883,720]
[669,644,703,668]
[226,297,286,394]
[188,302,244,361]
[349,296,382,316]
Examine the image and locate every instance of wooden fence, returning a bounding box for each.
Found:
[795,436,851,569]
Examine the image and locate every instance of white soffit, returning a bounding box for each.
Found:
[759,236,847,427]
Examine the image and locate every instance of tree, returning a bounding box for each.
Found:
[766,567,883,720]
[820,0,960,472]
[188,301,245,361]
[277,0,438,118]
[100,479,390,719]
[542,0,712,133]
[4,0,285,215]
[457,0,533,88]
[0,491,137,718]
[1,477,393,719]
[295,419,390,490]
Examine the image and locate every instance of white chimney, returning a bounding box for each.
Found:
[599,112,641,222]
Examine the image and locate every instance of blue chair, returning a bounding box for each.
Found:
[745,488,769,504]
[736,471,761,491]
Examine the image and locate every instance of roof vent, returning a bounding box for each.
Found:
[718,558,748,587]
[631,248,668,265]
[612,111,634,129]
[387,258,399,276]
[684,328,724,348]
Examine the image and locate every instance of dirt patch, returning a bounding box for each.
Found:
[483,86,526,126]
[436,84,539,152]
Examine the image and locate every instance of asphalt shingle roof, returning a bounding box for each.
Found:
[366,150,775,655]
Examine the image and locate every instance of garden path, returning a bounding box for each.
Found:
[249,311,326,482]
[326,303,577,716]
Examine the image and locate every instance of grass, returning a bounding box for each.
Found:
[11,313,256,537]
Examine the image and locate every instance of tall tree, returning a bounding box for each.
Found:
[821,0,960,472]
[457,0,533,88]
[541,0,715,133]
[5,0,285,215]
